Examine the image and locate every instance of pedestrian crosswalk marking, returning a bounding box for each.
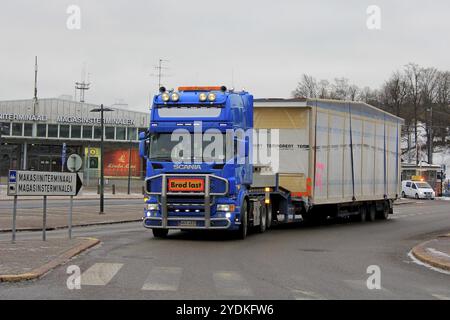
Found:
[81,263,123,286]
[213,271,253,297]
[291,289,326,300]
[142,267,182,291]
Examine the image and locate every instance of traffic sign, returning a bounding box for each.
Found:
[7,170,83,196]
[67,154,83,172]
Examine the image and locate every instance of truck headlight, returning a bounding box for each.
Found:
[207,92,216,102]
[161,93,170,102]
[217,204,235,212]
[199,92,207,102]
[147,203,158,211]
[170,92,180,102]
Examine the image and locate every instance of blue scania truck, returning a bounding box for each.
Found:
[139,86,403,239]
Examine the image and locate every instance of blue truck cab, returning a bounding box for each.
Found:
[139,86,267,239]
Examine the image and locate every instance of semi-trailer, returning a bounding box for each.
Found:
[139,86,404,239]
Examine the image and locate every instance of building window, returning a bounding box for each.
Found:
[83,126,92,139]
[59,125,70,138]
[105,127,115,140]
[37,124,46,137]
[0,122,10,136]
[94,126,102,139]
[24,123,33,137]
[48,124,58,138]
[127,127,137,141]
[116,127,126,140]
[71,125,81,139]
[12,123,23,136]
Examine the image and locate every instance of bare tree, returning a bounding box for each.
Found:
[292,74,318,98]
[420,67,439,163]
[383,71,408,117]
[317,80,330,99]
[404,63,423,165]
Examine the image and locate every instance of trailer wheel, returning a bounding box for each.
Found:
[377,201,390,220]
[358,205,367,222]
[152,228,169,238]
[258,204,267,233]
[368,204,376,222]
[236,201,248,239]
[266,204,272,229]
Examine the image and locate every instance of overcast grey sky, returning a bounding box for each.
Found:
[0,0,449,111]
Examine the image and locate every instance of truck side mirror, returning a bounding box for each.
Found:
[139,132,148,158]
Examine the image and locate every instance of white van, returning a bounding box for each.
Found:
[401,180,435,199]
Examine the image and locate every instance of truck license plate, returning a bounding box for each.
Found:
[179,220,197,227]
[168,178,204,192]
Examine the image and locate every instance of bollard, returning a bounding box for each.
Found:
[97,184,100,195]
[142,186,145,195]
[112,184,116,195]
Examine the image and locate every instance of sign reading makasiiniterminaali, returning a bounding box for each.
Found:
[7,170,82,196]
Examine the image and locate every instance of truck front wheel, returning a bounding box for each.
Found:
[236,201,248,239]
[152,228,169,238]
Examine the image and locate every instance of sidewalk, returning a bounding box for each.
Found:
[0,202,144,232]
[0,237,99,282]
[411,234,450,272]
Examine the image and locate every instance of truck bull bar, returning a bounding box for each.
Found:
[144,174,229,229]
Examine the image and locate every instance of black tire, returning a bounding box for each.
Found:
[266,204,272,229]
[378,201,389,220]
[258,204,267,233]
[358,205,367,222]
[401,191,406,198]
[415,193,419,199]
[368,204,376,222]
[236,200,248,239]
[152,228,169,238]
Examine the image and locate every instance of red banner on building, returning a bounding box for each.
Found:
[104,148,140,177]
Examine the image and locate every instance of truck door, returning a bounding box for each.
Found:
[411,183,418,197]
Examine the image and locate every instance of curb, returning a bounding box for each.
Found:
[0,196,144,202]
[0,219,142,233]
[411,236,450,272]
[0,237,100,282]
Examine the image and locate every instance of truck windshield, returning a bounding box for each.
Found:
[148,133,229,163]
[415,182,432,189]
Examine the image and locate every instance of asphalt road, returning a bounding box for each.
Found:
[1,200,449,300]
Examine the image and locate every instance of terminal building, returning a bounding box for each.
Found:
[0,98,149,188]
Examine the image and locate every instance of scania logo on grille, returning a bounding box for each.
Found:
[173,164,202,170]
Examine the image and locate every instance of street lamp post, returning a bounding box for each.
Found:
[90,104,114,214]
[127,137,132,195]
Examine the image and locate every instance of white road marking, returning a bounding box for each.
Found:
[142,267,182,291]
[426,248,450,260]
[213,271,253,297]
[407,251,450,275]
[291,289,326,300]
[431,294,450,300]
[81,263,123,286]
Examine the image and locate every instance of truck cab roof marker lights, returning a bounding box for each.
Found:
[178,86,224,92]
